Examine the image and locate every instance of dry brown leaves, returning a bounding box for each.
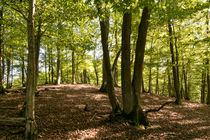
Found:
[0,84,209,140]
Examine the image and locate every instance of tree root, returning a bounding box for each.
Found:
[145,101,175,115]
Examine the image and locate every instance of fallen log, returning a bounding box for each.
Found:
[0,117,25,126]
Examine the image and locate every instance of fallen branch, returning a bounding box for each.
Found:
[0,117,25,126]
[145,101,175,115]
[0,107,17,110]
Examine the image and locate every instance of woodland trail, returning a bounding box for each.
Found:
[0,84,210,140]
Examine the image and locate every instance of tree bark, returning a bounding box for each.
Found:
[72,50,75,84]
[99,59,107,92]
[148,40,153,93]
[44,46,48,84]
[207,59,210,105]
[25,0,36,138]
[56,46,61,85]
[168,19,181,105]
[155,66,159,95]
[121,12,134,115]
[201,68,206,103]
[98,4,121,112]
[131,7,150,126]
[0,6,5,94]
[112,49,120,87]
[83,69,87,84]
[34,22,41,89]
[6,46,11,89]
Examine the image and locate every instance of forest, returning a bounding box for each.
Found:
[0,0,209,139]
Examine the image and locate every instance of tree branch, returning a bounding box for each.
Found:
[145,101,175,115]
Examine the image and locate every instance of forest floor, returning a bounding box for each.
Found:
[0,84,210,140]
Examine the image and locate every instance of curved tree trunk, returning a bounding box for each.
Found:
[131,6,150,126]
[99,17,121,113]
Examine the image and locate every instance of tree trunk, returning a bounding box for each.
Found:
[48,47,51,84]
[6,47,11,89]
[112,49,120,87]
[83,69,87,84]
[167,67,172,97]
[35,22,41,89]
[131,7,150,126]
[183,64,189,100]
[25,0,36,138]
[148,40,153,93]
[207,59,210,105]
[98,10,121,113]
[99,59,107,92]
[168,19,181,105]
[72,50,75,84]
[0,6,5,94]
[56,46,61,85]
[51,49,54,84]
[201,68,206,104]
[44,46,48,84]
[155,66,159,95]
[121,12,134,115]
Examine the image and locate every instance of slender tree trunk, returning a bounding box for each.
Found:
[83,69,87,84]
[56,46,61,85]
[21,56,25,87]
[167,65,172,97]
[206,9,210,105]
[201,68,206,103]
[25,0,36,138]
[183,64,189,100]
[48,49,51,84]
[162,75,166,95]
[44,46,48,84]
[96,2,121,112]
[72,50,75,84]
[148,40,153,93]
[155,66,159,95]
[168,19,181,105]
[207,59,210,104]
[6,47,11,89]
[99,59,107,92]
[112,49,120,87]
[0,6,5,94]
[51,49,54,84]
[131,6,150,126]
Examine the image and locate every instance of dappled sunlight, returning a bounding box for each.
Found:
[67,128,100,139]
[56,92,65,95]
[1,84,210,139]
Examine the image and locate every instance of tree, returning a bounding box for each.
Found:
[121,5,150,126]
[96,0,121,113]
[0,5,5,94]
[25,0,36,138]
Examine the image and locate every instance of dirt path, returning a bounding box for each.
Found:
[0,84,210,139]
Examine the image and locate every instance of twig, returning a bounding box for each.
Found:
[145,101,175,115]
[90,113,97,121]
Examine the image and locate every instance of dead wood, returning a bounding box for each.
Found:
[0,117,25,126]
[145,101,175,115]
